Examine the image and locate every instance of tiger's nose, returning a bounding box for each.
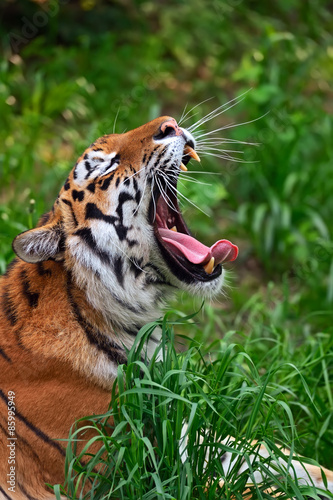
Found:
[160,118,183,137]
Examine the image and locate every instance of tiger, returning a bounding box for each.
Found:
[0,115,332,500]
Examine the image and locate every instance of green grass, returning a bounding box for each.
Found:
[1,0,333,497]
[53,313,333,499]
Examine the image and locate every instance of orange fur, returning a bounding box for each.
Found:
[0,116,332,500]
[0,117,175,499]
[0,260,112,499]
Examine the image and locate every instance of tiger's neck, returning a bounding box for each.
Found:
[0,258,170,389]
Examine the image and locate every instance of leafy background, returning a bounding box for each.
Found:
[1,0,333,487]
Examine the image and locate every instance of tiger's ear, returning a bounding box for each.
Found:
[12,217,65,263]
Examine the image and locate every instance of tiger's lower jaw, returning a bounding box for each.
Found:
[162,261,226,298]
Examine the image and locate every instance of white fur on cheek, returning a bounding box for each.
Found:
[74,151,119,185]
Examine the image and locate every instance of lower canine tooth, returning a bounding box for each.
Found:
[203,257,215,274]
[170,226,177,232]
[180,162,188,172]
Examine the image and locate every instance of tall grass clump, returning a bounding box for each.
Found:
[53,313,333,500]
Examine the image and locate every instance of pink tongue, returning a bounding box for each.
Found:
[158,228,238,266]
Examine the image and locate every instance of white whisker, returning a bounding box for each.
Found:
[112,107,120,134]
[187,90,251,133]
[193,112,269,140]
[155,174,179,213]
[180,171,223,175]
[178,177,212,186]
[195,146,244,155]
[119,164,147,186]
[167,171,212,186]
[159,173,210,217]
[196,138,258,146]
[172,186,210,217]
[179,102,189,124]
[200,151,257,163]
[178,97,215,126]
[109,237,147,274]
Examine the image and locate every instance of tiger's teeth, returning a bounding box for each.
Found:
[184,145,201,162]
[180,162,188,172]
[170,226,177,232]
[203,257,215,274]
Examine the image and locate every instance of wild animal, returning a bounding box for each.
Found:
[0,108,332,499]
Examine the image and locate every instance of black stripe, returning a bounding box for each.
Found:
[87,200,136,249]
[116,192,134,222]
[114,223,127,241]
[18,483,39,500]
[129,258,143,278]
[0,389,65,456]
[101,154,120,178]
[0,418,7,433]
[145,150,155,166]
[85,202,117,225]
[132,177,141,205]
[127,238,138,248]
[144,263,172,286]
[36,262,52,277]
[66,277,128,366]
[3,258,18,278]
[84,160,93,179]
[100,173,115,191]
[2,287,18,326]
[0,346,11,362]
[37,212,51,226]
[71,230,144,313]
[123,324,148,338]
[0,485,13,500]
[73,227,111,264]
[7,423,43,468]
[61,198,78,227]
[0,416,43,469]
[152,149,167,170]
[87,182,96,193]
[72,190,85,202]
[21,270,39,309]
[113,256,124,286]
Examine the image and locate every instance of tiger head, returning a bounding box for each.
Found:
[13,117,238,331]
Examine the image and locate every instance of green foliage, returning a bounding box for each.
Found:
[53,315,333,499]
[1,0,333,494]
[1,0,333,289]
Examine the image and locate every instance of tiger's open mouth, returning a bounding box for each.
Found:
[150,145,238,283]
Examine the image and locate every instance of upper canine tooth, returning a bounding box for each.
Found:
[170,226,177,232]
[203,257,215,274]
[184,145,200,162]
[180,162,188,172]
